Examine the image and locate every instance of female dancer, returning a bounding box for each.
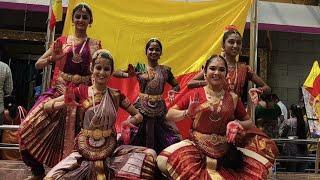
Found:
[115,38,181,154]
[187,26,270,104]
[44,49,156,180]
[157,55,278,179]
[19,3,101,179]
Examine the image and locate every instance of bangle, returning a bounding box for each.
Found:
[258,87,264,94]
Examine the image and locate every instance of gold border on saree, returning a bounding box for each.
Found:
[59,71,91,84]
[139,93,162,102]
[82,128,112,140]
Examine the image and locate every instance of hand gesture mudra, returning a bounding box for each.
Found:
[226,120,244,143]
[168,90,179,103]
[127,64,136,77]
[186,92,201,117]
[51,39,65,62]
[248,88,262,106]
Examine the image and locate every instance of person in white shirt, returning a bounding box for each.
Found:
[272,94,288,122]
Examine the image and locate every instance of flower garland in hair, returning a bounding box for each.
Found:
[223,25,239,33]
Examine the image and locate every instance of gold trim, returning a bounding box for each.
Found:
[139,93,163,101]
[59,71,91,84]
[82,128,112,139]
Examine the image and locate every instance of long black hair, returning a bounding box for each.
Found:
[291,105,307,152]
[4,95,18,118]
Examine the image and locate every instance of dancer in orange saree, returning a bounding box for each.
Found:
[157,55,278,180]
[19,3,101,179]
[44,49,156,180]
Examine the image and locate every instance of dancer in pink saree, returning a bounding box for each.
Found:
[19,3,101,179]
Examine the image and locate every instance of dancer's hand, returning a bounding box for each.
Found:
[121,117,138,145]
[187,92,201,117]
[226,120,244,143]
[168,90,179,103]
[51,39,65,62]
[64,85,80,107]
[122,117,138,130]
[249,88,263,106]
[127,64,136,77]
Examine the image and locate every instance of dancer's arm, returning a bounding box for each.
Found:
[187,70,207,89]
[251,73,271,94]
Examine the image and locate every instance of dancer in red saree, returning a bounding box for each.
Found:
[44,49,156,179]
[187,25,270,104]
[157,55,278,180]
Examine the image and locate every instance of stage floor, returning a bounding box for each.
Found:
[0,160,319,180]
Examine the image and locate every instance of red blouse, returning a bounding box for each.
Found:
[176,87,247,135]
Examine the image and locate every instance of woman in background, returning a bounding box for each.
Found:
[0,95,26,160]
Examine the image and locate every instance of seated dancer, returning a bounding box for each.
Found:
[19,3,101,179]
[114,38,181,154]
[44,49,156,180]
[187,25,270,104]
[157,55,278,180]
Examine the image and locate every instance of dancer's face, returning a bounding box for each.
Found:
[223,33,242,57]
[205,58,227,87]
[73,9,91,31]
[146,42,161,61]
[92,58,113,85]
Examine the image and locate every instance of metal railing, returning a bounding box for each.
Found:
[0,125,20,150]
[272,138,320,173]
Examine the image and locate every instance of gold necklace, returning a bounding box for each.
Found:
[227,62,238,91]
[72,36,88,64]
[204,86,225,122]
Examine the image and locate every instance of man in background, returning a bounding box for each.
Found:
[272,94,288,123]
[0,49,13,136]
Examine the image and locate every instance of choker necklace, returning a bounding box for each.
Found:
[91,86,106,114]
[72,37,88,64]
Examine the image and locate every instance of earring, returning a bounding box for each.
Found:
[89,24,92,28]
[221,48,225,57]
[72,23,75,26]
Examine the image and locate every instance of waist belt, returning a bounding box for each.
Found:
[59,71,91,84]
[81,128,113,140]
[139,93,163,101]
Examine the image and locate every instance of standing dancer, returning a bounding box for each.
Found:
[19,3,101,179]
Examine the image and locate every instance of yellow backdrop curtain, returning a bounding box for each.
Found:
[63,0,252,76]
